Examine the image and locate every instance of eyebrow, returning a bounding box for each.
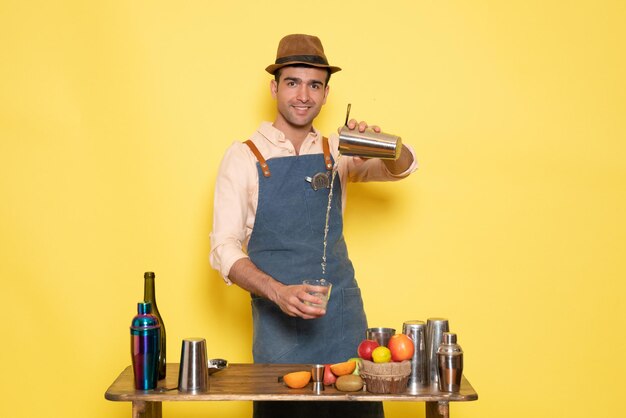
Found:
[283,77,325,86]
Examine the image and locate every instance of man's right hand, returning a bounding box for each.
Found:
[273,283,327,319]
[227,258,327,319]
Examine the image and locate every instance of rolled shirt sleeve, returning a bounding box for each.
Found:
[209,142,258,283]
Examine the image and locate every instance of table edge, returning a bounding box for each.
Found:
[105,364,479,403]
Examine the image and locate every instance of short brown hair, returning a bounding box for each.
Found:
[274,64,331,86]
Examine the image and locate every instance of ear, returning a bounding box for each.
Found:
[270,79,278,99]
[322,84,330,105]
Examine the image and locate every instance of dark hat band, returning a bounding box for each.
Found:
[275,54,329,66]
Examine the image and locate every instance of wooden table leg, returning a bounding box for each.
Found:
[426,401,449,418]
[132,401,162,418]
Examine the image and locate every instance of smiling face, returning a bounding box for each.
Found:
[270,66,330,135]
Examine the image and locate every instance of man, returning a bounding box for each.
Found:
[210,34,417,418]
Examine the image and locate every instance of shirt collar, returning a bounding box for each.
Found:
[258,122,321,146]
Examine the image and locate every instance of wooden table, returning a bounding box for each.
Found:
[105,363,478,418]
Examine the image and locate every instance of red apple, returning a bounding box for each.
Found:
[323,364,337,385]
[387,334,414,362]
[357,339,380,361]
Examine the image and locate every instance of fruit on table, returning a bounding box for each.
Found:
[348,357,362,375]
[323,364,337,385]
[357,339,380,361]
[387,334,415,362]
[335,374,364,392]
[283,371,312,389]
[330,360,356,376]
[372,346,392,363]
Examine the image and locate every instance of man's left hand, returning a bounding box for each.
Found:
[342,119,414,174]
[345,118,381,134]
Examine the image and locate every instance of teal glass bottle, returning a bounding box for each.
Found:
[143,271,166,380]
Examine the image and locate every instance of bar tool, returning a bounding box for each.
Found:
[437,332,464,392]
[402,320,427,392]
[178,338,210,393]
[338,103,402,160]
[208,358,228,375]
[426,318,449,386]
[130,302,161,390]
[311,364,325,394]
[366,327,396,347]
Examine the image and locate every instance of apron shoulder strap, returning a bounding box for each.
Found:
[244,140,271,177]
[244,137,332,177]
[322,136,333,171]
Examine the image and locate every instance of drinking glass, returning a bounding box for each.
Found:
[302,279,332,308]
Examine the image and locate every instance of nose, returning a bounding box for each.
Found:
[296,84,310,102]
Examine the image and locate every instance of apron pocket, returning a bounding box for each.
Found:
[340,287,368,346]
[251,297,299,362]
[303,185,343,232]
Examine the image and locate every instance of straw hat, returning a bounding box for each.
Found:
[265,34,342,75]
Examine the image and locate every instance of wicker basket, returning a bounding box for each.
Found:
[360,360,411,394]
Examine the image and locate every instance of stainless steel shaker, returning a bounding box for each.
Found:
[337,103,402,160]
[437,332,463,392]
[402,320,427,392]
[366,327,396,346]
[178,338,210,392]
[426,318,449,386]
[338,126,402,160]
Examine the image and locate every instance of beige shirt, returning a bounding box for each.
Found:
[210,122,418,283]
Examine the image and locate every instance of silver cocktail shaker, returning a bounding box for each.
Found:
[366,327,396,347]
[337,103,402,160]
[437,332,463,392]
[426,318,449,386]
[402,320,427,392]
[338,125,402,160]
[178,338,210,393]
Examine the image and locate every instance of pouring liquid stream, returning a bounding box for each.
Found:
[322,103,350,277]
[321,153,342,277]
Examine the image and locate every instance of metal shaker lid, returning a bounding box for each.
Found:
[437,332,463,355]
[130,302,161,331]
[443,332,457,344]
[137,302,152,315]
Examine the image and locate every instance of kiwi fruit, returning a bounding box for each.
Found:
[335,374,364,392]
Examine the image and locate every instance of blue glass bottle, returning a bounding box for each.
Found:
[130,302,161,390]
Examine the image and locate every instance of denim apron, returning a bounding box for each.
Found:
[246,144,383,418]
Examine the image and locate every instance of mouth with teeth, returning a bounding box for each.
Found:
[292,105,312,113]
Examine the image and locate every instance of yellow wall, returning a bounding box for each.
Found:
[1,1,624,417]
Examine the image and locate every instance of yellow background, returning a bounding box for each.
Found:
[1,1,624,417]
